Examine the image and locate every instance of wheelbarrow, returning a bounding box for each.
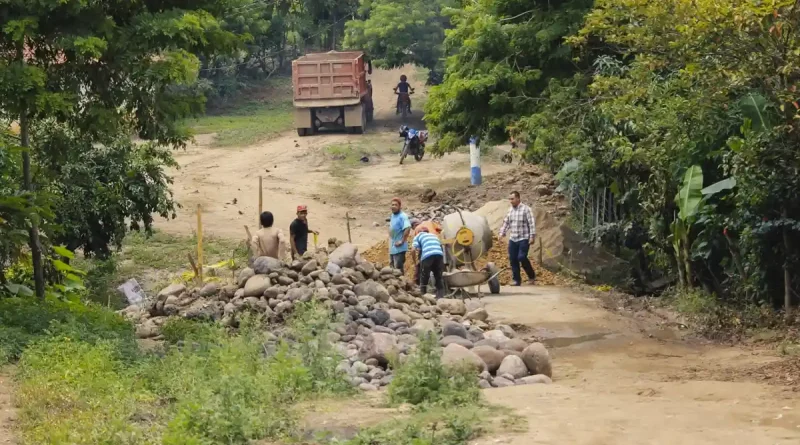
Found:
[441,262,503,298]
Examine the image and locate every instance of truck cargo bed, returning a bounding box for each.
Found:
[292,51,368,107]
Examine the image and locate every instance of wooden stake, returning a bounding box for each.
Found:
[346,212,353,243]
[258,176,263,226]
[197,204,203,284]
[187,253,199,277]
[538,236,543,265]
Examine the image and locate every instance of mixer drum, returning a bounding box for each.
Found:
[441,211,493,268]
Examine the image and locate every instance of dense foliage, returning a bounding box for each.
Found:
[344,0,457,73]
[421,0,800,318]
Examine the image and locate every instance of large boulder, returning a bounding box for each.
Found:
[497,355,528,379]
[301,259,318,276]
[243,275,271,297]
[367,309,390,326]
[237,268,255,287]
[252,256,283,275]
[520,374,552,385]
[501,338,528,352]
[472,345,506,374]
[440,335,474,349]
[521,342,552,378]
[441,321,468,339]
[441,343,486,373]
[465,308,489,322]
[157,283,185,300]
[387,309,411,325]
[199,282,220,298]
[359,332,399,366]
[483,330,510,343]
[329,243,359,268]
[436,299,466,316]
[354,280,390,303]
[410,319,436,335]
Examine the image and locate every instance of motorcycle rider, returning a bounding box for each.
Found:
[393,74,413,114]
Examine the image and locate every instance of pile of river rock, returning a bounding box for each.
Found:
[119,241,553,390]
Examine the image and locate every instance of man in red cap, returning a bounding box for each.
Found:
[290,205,319,259]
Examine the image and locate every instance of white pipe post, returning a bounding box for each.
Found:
[469,136,481,186]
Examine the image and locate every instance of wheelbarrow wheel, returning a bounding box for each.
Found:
[487,262,501,294]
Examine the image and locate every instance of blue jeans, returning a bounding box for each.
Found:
[390,252,406,271]
[508,239,536,284]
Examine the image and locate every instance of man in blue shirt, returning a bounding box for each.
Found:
[412,226,445,299]
[389,197,411,272]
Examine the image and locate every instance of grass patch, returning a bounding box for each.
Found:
[14,299,353,444]
[187,77,294,147]
[74,230,249,299]
[0,296,135,364]
[668,287,787,340]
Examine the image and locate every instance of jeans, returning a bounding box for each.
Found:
[390,252,406,271]
[420,254,445,299]
[508,239,536,284]
[396,95,412,112]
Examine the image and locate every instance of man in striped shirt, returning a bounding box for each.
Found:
[412,226,446,299]
[499,191,536,286]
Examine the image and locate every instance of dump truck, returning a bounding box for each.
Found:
[291,51,373,136]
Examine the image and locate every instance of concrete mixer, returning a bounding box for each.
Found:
[438,209,501,295]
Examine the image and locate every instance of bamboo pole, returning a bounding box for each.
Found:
[197,204,204,284]
[258,176,263,226]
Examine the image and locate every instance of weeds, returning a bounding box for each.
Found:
[388,332,481,408]
[12,297,354,444]
[0,296,135,364]
[669,287,786,340]
[342,406,486,445]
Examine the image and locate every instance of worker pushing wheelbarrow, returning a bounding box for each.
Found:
[411,210,502,298]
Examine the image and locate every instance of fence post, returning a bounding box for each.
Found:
[197,204,203,284]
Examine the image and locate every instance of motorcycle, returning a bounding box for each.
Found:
[399,125,427,164]
[393,87,415,119]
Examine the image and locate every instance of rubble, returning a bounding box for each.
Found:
[119,239,554,391]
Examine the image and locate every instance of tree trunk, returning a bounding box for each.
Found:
[783,208,792,320]
[20,114,46,300]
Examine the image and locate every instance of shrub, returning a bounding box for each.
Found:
[388,332,481,408]
[160,317,222,344]
[0,296,135,363]
[285,300,352,395]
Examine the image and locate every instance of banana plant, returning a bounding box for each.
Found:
[670,165,736,287]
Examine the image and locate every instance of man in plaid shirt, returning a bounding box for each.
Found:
[499,191,536,285]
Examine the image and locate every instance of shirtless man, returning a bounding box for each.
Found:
[251,211,287,260]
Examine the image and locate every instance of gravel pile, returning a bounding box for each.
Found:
[120,241,553,390]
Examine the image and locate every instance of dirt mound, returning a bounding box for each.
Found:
[426,166,570,221]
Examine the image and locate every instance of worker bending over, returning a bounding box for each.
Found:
[412,226,446,299]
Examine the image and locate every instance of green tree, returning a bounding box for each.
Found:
[424,0,593,153]
[344,0,456,71]
[0,0,242,297]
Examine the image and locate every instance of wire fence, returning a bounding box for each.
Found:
[566,185,620,243]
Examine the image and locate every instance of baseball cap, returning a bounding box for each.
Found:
[297,205,308,212]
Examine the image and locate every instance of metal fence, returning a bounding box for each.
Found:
[566,185,620,243]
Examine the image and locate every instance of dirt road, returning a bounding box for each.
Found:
[472,288,800,445]
[157,68,513,248]
[0,370,16,445]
